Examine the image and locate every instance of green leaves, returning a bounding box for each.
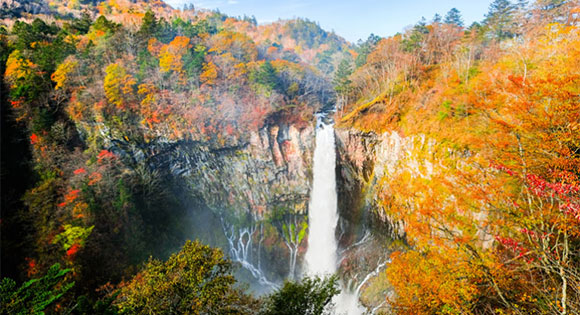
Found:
[52,224,94,251]
[115,240,256,314]
[0,264,74,315]
[262,275,341,315]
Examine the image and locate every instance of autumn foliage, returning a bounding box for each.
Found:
[337,3,580,313]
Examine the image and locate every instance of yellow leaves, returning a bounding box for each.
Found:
[51,58,78,90]
[104,63,135,109]
[209,30,257,62]
[158,36,191,74]
[146,36,192,85]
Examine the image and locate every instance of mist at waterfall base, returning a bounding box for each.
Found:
[180,116,372,310]
[304,119,366,315]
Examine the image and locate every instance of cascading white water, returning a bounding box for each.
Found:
[222,220,278,289]
[304,117,365,315]
[304,119,339,275]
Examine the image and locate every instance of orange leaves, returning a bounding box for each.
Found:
[137,83,161,128]
[386,249,479,314]
[147,38,162,56]
[147,36,193,84]
[267,46,278,55]
[65,190,80,203]
[209,30,257,62]
[200,61,218,86]
[5,50,35,87]
[88,172,103,186]
[372,24,580,314]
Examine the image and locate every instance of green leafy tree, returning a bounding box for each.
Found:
[0,264,74,315]
[262,275,340,315]
[432,13,442,23]
[115,240,258,314]
[355,33,381,68]
[333,59,353,97]
[253,61,281,92]
[138,10,158,39]
[444,8,464,27]
[402,17,429,52]
[64,12,93,35]
[92,15,119,34]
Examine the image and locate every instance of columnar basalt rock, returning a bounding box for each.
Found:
[334,128,407,241]
[183,123,314,220]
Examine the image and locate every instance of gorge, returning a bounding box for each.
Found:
[2,1,579,314]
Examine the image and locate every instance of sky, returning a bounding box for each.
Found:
[164,0,493,43]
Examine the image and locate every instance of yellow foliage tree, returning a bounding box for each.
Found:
[104,63,135,109]
[51,58,78,90]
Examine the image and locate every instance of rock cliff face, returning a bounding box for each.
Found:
[178,123,315,288]
[100,121,314,290]
[335,128,407,242]
[105,119,410,297]
[182,123,314,220]
[334,127,411,310]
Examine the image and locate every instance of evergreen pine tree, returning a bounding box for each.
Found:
[333,59,353,96]
[484,0,517,39]
[433,13,442,23]
[444,8,464,27]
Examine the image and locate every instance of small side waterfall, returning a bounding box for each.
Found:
[304,117,365,314]
[222,220,278,289]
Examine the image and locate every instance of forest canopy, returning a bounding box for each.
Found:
[1,0,580,314]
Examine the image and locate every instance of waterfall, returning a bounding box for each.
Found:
[304,117,365,315]
[304,119,339,275]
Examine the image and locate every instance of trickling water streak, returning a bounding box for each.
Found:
[222,220,278,289]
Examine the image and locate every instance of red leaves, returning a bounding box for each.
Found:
[489,161,516,176]
[30,133,39,145]
[60,189,81,207]
[10,100,22,109]
[526,173,579,197]
[495,235,529,257]
[97,150,115,163]
[560,202,580,221]
[26,257,38,277]
[67,243,80,258]
[73,168,87,175]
